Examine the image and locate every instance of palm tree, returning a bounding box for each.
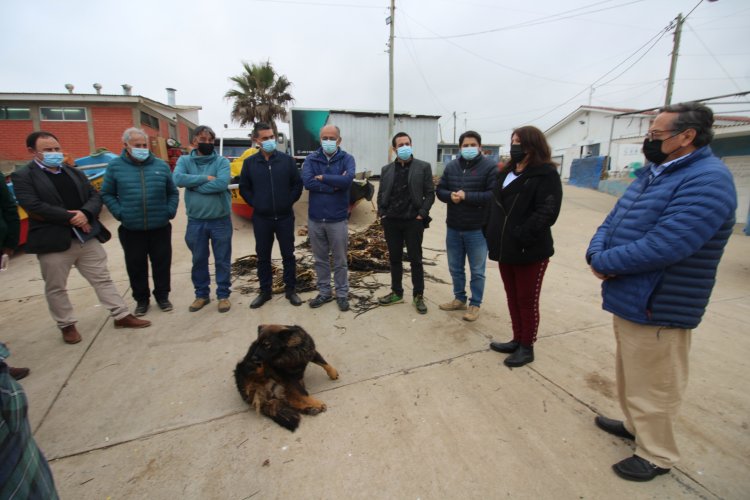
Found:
[224,60,294,137]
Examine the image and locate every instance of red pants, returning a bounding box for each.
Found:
[498,259,549,347]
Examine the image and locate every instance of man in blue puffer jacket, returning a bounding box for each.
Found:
[436,130,496,322]
[302,124,355,312]
[586,102,737,482]
[102,127,179,316]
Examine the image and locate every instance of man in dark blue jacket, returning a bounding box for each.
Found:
[240,122,304,308]
[436,130,496,322]
[102,127,179,316]
[587,102,737,482]
[301,124,356,311]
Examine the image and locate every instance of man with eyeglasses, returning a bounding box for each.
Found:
[586,102,737,482]
[301,124,355,312]
[11,131,151,344]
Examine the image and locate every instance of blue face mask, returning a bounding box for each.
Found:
[396,145,412,161]
[460,147,479,161]
[261,139,276,153]
[41,152,64,167]
[130,147,150,161]
[321,140,338,155]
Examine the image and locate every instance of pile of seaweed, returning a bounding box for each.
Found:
[231,220,445,316]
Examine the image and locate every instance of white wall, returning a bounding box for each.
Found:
[547,110,650,178]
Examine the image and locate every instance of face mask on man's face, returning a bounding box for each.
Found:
[321,140,337,154]
[197,143,215,155]
[460,146,479,161]
[261,139,276,153]
[396,145,412,161]
[130,147,150,161]
[41,151,64,167]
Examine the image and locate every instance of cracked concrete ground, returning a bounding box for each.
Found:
[2,183,748,499]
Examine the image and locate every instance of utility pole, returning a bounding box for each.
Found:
[665,13,683,106]
[387,0,395,162]
[452,111,457,143]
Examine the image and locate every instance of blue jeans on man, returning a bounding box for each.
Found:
[253,214,296,293]
[446,227,487,306]
[184,216,233,299]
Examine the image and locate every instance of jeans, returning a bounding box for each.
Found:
[184,216,233,299]
[446,227,487,307]
[308,219,348,298]
[253,214,296,293]
[382,217,425,297]
[118,224,172,302]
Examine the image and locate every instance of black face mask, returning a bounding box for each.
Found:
[197,142,215,155]
[509,144,526,163]
[642,138,669,165]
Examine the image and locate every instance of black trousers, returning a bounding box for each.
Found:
[118,224,172,302]
[382,217,425,297]
[252,214,296,293]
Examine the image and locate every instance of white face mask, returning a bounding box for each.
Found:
[321,140,337,154]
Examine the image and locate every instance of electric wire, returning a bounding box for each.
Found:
[685,22,745,94]
[398,0,646,40]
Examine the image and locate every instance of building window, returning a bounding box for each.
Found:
[169,123,177,140]
[40,107,87,121]
[0,107,31,120]
[140,111,160,130]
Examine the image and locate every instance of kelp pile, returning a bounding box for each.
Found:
[231,220,444,316]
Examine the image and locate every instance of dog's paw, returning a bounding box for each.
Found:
[304,403,327,415]
[325,366,339,380]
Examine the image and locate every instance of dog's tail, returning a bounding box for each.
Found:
[261,399,301,432]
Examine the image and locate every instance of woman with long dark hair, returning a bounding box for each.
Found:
[486,126,562,367]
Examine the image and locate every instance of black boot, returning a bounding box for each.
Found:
[504,345,534,367]
[490,340,519,354]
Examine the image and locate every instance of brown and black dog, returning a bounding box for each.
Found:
[234,324,339,431]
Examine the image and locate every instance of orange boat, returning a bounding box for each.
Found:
[228,146,257,219]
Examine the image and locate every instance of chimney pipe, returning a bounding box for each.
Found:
[166,88,176,106]
[93,83,102,95]
[121,84,133,96]
[64,83,74,94]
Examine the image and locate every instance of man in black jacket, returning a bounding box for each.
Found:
[436,130,496,322]
[11,131,150,344]
[377,132,435,314]
[239,122,304,308]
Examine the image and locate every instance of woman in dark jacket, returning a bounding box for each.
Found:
[486,126,562,367]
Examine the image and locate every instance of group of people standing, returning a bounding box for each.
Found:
[0,101,739,489]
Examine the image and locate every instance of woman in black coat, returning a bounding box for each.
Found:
[486,126,562,367]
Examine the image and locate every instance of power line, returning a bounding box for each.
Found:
[398,8,586,86]
[249,0,381,8]
[396,18,450,113]
[685,22,745,94]
[398,0,645,40]
[523,22,674,124]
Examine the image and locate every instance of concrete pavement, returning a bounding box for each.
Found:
[2,183,748,499]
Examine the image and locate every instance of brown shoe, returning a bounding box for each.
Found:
[9,367,30,380]
[189,297,210,312]
[114,314,151,329]
[218,298,231,313]
[61,324,82,344]
[439,299,467,311]
[463,305,480,322]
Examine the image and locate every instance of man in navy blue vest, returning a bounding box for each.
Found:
[587,102,737,482]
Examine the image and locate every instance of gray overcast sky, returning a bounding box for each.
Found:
[3,0,749,144]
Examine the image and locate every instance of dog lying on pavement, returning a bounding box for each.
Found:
[234,324,339,431]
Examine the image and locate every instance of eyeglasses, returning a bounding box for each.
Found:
[645,129,681,142]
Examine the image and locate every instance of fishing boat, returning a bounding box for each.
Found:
[74,150,118,190]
